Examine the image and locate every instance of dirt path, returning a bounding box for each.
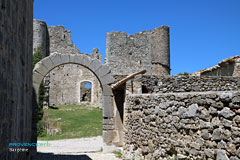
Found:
[36,136,122,160]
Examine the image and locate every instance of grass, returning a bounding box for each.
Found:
[113,151,122,158]
[38,105,102,140]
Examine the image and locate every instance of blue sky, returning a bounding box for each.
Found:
[34,0,240,75]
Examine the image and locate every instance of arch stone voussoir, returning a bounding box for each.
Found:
[69,54,76,63]
[34,61,49,77]
[81,55,93,67]
[32,71,44,84]
[41,57,55,71]
[50,53,62,66]
[101,73,115,85]
[88,58,102,72]
[73,54,84,64]
[60,54,70,64]
[95,64,111,78]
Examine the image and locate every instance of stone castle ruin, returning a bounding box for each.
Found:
[33,20,102,107]
[1,1,240,159]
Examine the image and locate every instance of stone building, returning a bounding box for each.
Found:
[0,0,33,159]
[200,55,240,77]
[190,55,240,77]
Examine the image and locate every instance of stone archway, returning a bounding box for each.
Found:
[32,53,116,149]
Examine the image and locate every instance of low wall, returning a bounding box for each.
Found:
[124,91,240,160]
[142,76,240,93]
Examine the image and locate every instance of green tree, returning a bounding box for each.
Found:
[177,72,189,76]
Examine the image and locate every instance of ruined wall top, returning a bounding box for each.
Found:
[48,25,81,54]
[106,25,170,76]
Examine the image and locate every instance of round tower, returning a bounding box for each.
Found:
[33,19,49,57]
[151,25,170,75]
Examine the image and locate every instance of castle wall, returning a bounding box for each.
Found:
[0,0,33,159]
[106,26,170,76]
[49,64,102,107]
[33,19,49,57]
[124,92,240,160]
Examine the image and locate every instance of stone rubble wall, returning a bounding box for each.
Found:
[0,0,33,159]
[142,76,240,93]
[124,92,240,160]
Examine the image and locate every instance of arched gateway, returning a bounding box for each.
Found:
[32,53,116,149]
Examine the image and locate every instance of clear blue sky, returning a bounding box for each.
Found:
[34,0,240,75]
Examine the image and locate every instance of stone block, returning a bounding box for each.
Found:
[69,54,76,63]
[81,55,92,67]
[95,64,111,78]
[103,95,113,117]
[60,54,70,64]
[88,59,102,72]
[103,118,114,125]
[103,124,114,130]
[103,130,114,145]
[33,62,48,77]
[41,57,55,71]
[50,53,62,66]
[74,54,84,64]
[32,71,44,84]
[102,85,113,96]
[101,73,115,85]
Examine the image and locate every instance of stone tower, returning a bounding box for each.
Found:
[33,19,49,57]
[106,25,170,76]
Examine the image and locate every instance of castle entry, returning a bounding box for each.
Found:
[32,53,121,152]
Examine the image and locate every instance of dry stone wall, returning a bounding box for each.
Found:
[124,92,240,160]
[142,76,240,93]
[0,0,33,159]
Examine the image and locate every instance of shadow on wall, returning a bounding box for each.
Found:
[31,87,38,156]
[35,153,92,160]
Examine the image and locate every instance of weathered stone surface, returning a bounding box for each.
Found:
[213,128,222,141]
[95,64,111,78]
[32,71,44,84]
[34,61,49,76]
[102,85,113,96]
[220,92,233,102]
[101,73,115,85]
[219,107,235,119]
[124,92,240,160]
[103,96,113,117]
[41,57,55,71]
[0,1,33,159]
[106,26,170,76]
[50,53,62,66]
[88,59,102,72]
[141,76,240,93]
[60,54,70,64]
[216,149,229,160]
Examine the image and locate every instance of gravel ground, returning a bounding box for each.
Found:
[36,136,122,160]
